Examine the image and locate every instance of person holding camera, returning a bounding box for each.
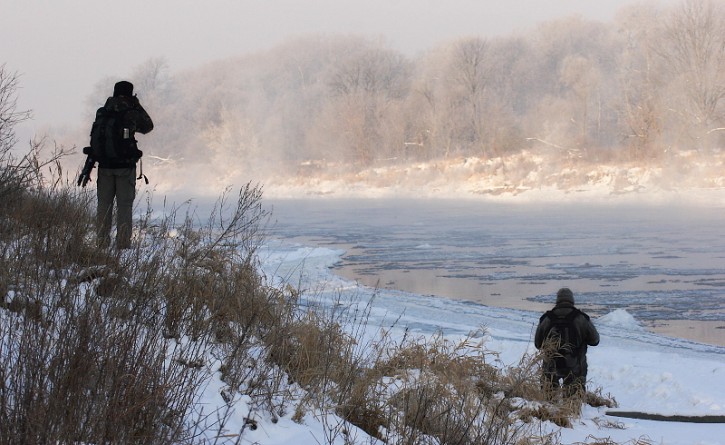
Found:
[82,80,153,250]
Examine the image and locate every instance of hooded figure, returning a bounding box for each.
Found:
[534,288,600,396]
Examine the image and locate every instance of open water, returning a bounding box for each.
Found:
[265,198,725,346]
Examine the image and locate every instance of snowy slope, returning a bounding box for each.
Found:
[240,241,725,445]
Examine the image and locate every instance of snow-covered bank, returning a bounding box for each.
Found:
[260,177,725,208]
[247,241,725,445]
[145,151,725,208]
[258,152,725,206]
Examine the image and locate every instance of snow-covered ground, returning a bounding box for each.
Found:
[196,237,724,445]
[147,151,725,209]
[142,186,725,444]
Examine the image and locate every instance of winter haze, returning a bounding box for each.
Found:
[4,0,723,202]
[2,0,674,125]
[3,3,725,443]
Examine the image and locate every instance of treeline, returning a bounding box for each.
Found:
[3,65,618,444]
[126,0,724,181]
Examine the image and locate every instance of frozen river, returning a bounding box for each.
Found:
[265,198,725,347]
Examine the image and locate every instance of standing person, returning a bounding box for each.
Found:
[534,288,599,397]
[89,80,153,250]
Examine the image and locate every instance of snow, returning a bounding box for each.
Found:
[214,240,725,445]
[597,309,647,332]
[148,153,725,210]
[9,188,723,443]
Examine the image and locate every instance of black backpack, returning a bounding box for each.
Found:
[89,107,135,162]
[542,309,584,373]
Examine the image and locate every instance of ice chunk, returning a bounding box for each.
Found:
[597,308,646,332]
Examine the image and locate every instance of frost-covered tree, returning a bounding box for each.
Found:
[616,3,667,160]
[324,40,411,165]
[660,0,725,148]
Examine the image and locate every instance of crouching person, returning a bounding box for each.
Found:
[534,288,599,398]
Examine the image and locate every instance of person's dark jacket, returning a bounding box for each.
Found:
[97,95,154,169]
[534,302,600,375]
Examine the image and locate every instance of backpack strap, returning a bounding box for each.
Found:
[543,308,584,349]
[541,308,580,322]
[561,309,584,353]
[564,308,582,322]
[540,310,554,323]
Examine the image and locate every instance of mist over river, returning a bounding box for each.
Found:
[264,198,725,346]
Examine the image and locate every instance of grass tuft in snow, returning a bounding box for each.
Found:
[0,143,619,444]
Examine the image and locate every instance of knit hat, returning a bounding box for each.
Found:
[556,288,575,305]
[113,80,134,97]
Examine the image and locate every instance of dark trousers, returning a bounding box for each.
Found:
[541,361,587,398]
[97,167,136,249]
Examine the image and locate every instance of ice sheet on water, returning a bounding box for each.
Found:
[259,238,725,357]
[255,200,725,443]
[548,261,725,282]
[527,289,725,322]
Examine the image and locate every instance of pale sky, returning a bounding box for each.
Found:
[1,0,674,141]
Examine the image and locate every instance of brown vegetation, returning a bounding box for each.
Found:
[4,53,623,445]
[6,145,617,443]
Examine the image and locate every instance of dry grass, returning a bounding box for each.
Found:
[0,142,619,445]
[574,436,655,445]
[0,140,271,443]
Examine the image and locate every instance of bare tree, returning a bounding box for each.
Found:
[411,36,530,161]
[559,54,602,147]
[411,37,493,160]
[1,64,34,202]
[659,0,725,147]
[0,64,70,203]
[520,16,622,158]
[448,37,492,158]
[325,41,411,165]
[131,57,171,110]
[0,64,32,153]
[91,4,725,184]
[616,3,667,160]
[406,48,451,160]
[474,37,530,157]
